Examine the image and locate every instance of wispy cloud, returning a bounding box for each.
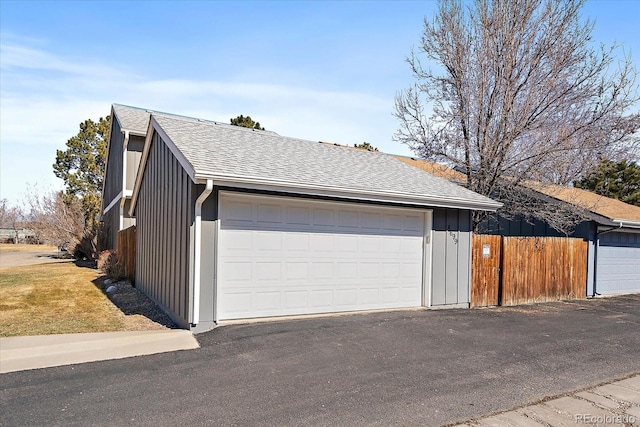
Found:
[1,35,130,79]
[1,36,408,203]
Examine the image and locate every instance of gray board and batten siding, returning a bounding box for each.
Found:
[431,208,473,307]
[103,113,145,203]
[136,132,197,328]
[101,208,119,250]
[101,105,147,248]
[103,116,125,208]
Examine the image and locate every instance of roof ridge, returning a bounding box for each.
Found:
[149,110,280,136]
[113,104,220,125]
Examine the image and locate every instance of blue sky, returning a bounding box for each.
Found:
[1,0,639,205]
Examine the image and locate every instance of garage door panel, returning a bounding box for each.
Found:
[284,291,308,309]
[224,230,253,250]
[223,201,254,223]
[224,293,252,315]
[382,237,401,254]
[404,215,424,232]
[384,214,403,231]
[361,236,381,252]
[313,208,335,226]
[337,262,358,279]
[362,212,381,229]
[311,262,334,279]
[403,238,423,252]
[337,210,359,228]
[256,262,281,280]
[311,290,332,308]
[256,291,280,311]
[597,231,640,295]
[218,193,427,320]
[336,235,359,252]
[255,232,282,251]
[379,287,399,303]
[359,288,379,304]
[402,262,422,278]
[311,234,334,252]
[286,206,311,225]
[381,262,400,278]
[359,262,380,278]
[284,233,309,253]
[335,289,358,306]
[222,262,252,281]
[257,203,282,223]
[285,262,309,279]
[401,286,421,302]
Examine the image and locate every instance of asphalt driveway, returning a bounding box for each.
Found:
[2,294,640,426]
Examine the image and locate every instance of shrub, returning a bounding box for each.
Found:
[97,250,123,280]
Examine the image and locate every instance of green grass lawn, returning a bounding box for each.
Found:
[0,262,125,337]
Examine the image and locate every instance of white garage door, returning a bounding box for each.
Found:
[597,232,640,295]
[217,192,429,320]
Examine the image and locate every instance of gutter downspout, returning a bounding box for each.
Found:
[192,179,214,326]
[120,130,130,230]
[592,223,622,298]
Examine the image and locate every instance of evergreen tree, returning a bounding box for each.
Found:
[53,116,110,227]
[353,142,379,151]
[574,159,640,206]
[230,115,265,130]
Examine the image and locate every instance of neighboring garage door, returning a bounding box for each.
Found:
[217,192,429,320]
[597,231,640,295]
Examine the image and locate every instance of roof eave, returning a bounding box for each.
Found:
[612,219,640,229]
[129,116,198,215]
[120,128,147,137]
[194,173,502,212]
[100,105,118,215]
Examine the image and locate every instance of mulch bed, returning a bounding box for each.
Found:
[96,277,179,330]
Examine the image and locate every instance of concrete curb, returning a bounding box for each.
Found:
[453,373,640,426]
[0,330,200,374]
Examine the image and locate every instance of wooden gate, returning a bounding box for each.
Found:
[117,225,136,284]
[471,236,587,307]
[471,234,501,307]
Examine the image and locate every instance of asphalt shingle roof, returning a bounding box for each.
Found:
[150,113,500,209]
[527,182,640,222]
[395,154,640,223]
[112,104,153,135]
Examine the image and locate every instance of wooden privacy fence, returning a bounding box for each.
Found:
[117,225,136,284]
[471,235,588,307]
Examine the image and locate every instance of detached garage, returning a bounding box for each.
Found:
[129,108,500,331]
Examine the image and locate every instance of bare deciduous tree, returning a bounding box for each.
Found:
[394,0,640,231]
[0,198,23,244]
[23,187,85,248]
[0,199,9,226]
